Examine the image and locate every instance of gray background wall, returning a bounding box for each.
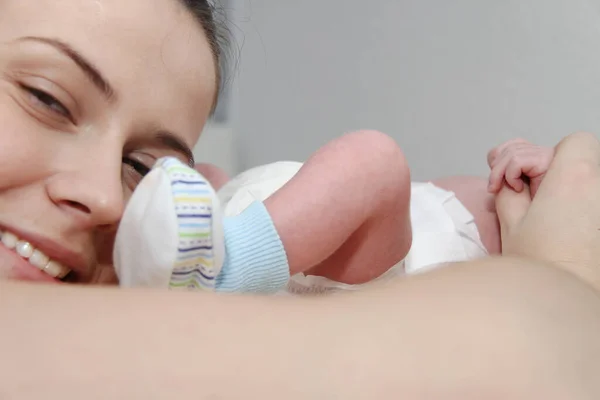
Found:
[222,0,600,180]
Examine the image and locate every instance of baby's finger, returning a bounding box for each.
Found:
[505,161,525,192]
[488,155,512,193]
[487,138,530,167]
[487,147,501,168]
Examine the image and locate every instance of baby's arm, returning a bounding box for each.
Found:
[263,131,412,285]
[429,139,556,256]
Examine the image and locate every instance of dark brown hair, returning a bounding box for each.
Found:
[179,0,228,109]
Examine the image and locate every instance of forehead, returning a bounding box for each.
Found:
[0,0,217,144]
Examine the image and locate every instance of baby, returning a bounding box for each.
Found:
[113,131,554,294]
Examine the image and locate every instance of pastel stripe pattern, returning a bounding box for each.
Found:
[154,158,221,290]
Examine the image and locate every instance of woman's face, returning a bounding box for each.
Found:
[0,0,217,284]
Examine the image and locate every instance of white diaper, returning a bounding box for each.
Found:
[405,182,488,273]
[218,162,489,295]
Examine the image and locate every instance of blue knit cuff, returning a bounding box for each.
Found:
[215,201,290,293]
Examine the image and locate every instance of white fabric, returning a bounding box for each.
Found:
[114,158,225,290]
[218,161,303,216]
[114,166,179,288]
[218,161,489,295]
[404,182,488,274]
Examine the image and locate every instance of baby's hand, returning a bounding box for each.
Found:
[487,138,555,197]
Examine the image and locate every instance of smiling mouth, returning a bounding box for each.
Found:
[0,230,71,279]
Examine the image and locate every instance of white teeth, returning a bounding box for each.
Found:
[0,229,72,279]
[44,261,68,279]
[29,249,50,269]
[16,240,34,258]
[2,232,18,249]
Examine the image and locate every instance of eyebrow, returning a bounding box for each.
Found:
[17,36,116,101]
[16,36,196,167]
[153,131,196,167]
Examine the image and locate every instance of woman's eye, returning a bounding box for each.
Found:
[122,157,153,191]
[21,85,73,121]
[123,157,152,178]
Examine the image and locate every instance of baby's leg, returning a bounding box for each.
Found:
[264,130,412,285]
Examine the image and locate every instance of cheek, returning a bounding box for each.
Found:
[92,232,118,284]
[0,96,46,181]
[0,90,64,189]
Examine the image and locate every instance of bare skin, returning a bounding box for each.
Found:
[2,0,598,396]
[209,132,553,285]
[196,162,230,191]
[3,131,600,398]
[0,0,216,284]
[3,256,600,399]
[265,130,412,284]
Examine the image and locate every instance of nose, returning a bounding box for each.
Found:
[45,162,125,230]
